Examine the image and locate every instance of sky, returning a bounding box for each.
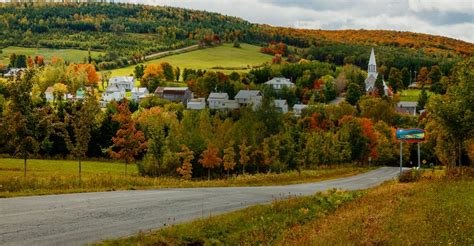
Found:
[121,0,474,43]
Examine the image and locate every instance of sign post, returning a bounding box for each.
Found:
[396,128,426,176]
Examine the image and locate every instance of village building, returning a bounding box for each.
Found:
[102,85,125,103]
[154,87,193,104]
[264,77,295,90]
[293,104,309,117]
[187,98,206,110]
[274,99,288,113]
[108,76,135,91]
[207,92,239,110]
[397,101,418,116]
[235,90,263,109]
[364,48,392,96]
[131,87,149,102]
[3,68,25,78]
[45,86,55,102]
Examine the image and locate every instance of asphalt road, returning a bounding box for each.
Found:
[0,167,400,245]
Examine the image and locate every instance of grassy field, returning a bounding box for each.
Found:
[100,169,473,245]
[0,46,104,64]
[108,43,272,77]
[0,158,370,198]
[399,89,432,101]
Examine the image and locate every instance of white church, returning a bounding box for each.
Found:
[364,48,392,96]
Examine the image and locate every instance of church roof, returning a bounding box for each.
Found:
[369,48,376,67]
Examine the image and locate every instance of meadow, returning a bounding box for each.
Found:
[399,89,432,101]
[107,43,273,77]
[1,46,104,64]
[0,158,370,198]
[99,169,473,245]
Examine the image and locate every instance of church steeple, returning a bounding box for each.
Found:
[368,48,377,76]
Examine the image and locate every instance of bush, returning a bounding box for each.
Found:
[399,168,422,183]
[444,167,474,180]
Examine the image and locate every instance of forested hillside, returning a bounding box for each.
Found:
[0,2,472,72]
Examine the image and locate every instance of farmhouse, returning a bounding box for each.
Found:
[264,77,295,90]
[293,104,308,117]
[207,92,239,110]
[274,99,288,113]
[102,85,125,103]
[235,90,262,109]
[45,86,55,102]
[108,76,135,91]
[4,68,25,78]
[187,98,206,110]
[155,87,193,104]
[131,87,149,102]
[397,101,418,116]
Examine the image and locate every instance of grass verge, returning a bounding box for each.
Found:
[98,189,364,245]
[0,158,371,198]
[98,169,473,246]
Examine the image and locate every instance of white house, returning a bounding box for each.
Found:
[4,68,25,78]
[264,77,295,90]
[187,98,206,110]
[235,90,263,109]
[109,76,135,91]
[45,86,55,102]
[207,92,239,110]
[155,87,193,104]
[293,104,309,117]
[274,99,288,113]
[131,87,149,102]
[397,101,418,116]
[102,86,125,102]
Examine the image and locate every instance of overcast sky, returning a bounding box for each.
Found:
[121,0,473,43]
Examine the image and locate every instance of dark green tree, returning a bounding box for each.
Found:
[346,83,362,105]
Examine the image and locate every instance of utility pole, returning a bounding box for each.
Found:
[399,142,403,176]
[418,142,421,168]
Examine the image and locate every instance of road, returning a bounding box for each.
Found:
[143,44,200,60]
[0,167,400,245]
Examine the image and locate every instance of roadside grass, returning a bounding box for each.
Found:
[98,169,473,246]
[107,43,272,77]
[278,170,474,245]
[399,89,433,101]
[0,46,103,64]
[0,158,371,198]
[99,189,364,246]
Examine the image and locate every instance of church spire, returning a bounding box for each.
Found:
[368,48,377,75]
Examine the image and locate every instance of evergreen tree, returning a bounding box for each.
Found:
[346,83,362,105]
[417,87,428,112]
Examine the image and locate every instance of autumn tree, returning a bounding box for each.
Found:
[417,67,429,85]
[176,145,194,180]
[223,145,236,177]
[199,144,222,180]
[346,83,362,105]
[417,87,428,112]
[239,139,251,174]
[60,90,100,178]
[108,99,147,175]
[388,67,402,93]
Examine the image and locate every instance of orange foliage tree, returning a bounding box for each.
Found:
[199,144,222,180]
[26,56,34,68]
[108,99,147,175]
[67,64,100,86]
[176,145,194,180]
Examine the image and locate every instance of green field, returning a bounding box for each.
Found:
[0,46,104,64]
[399,89,432,101]
[108,43,273,77]
[0,158,370,197]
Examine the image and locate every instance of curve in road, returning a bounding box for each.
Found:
[0,167,400,245]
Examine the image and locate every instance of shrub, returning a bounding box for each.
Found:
[399,168,422,183]
[444,167,474,180]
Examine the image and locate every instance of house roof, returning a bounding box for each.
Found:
[109,76,134,84]
[264,77,294,86]
[293,104,308,110]
[235,90,262,99]
[155,87,190,94]
[398,101,418,108]
[45,86,54,93]
[132,87,148,93]
[208,92,229,99]
[274,99,287,106]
